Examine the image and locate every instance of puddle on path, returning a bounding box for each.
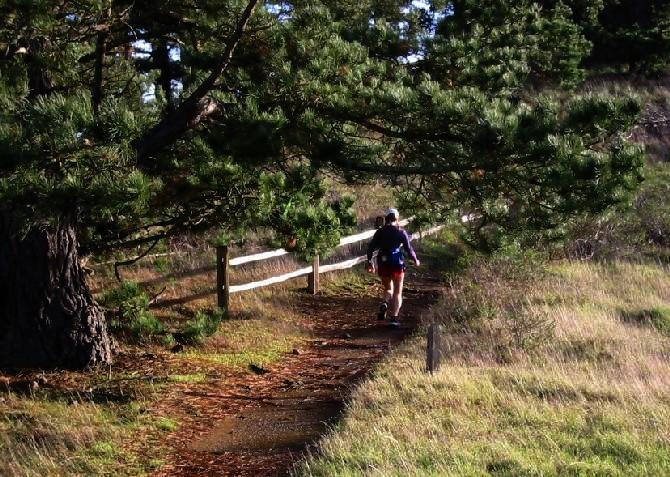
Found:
[189,400,343,452]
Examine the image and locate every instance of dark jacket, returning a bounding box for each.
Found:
[366,225,418,268]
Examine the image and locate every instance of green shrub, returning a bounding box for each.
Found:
[619,306,670,336]
[180,308,224,345]
[434,248,554,357]
[127,312,166,340]
[100,282,165,341]
[153,257,170,273]
[566,163,670,260]
[101,281,145,308]
[161,334,176,348]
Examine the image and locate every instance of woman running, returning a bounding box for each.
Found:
[366,208,420,327]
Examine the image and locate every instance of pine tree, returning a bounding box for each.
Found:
[0,1,648,369]
[587,0,670,75]
[293,0,644,249]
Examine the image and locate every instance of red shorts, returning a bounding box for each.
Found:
[377,265,404,280]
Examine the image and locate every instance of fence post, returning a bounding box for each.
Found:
[217,245,230,313]
[308,253,320,294]
[426,323,441,373]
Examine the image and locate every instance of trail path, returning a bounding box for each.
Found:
[151,265,443,477]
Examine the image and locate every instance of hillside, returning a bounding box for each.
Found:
[299,245,670,476]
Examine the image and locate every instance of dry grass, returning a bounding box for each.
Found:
[298,259,670,476]
[0,394,169,476]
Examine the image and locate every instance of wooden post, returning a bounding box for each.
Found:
[308,253,320,294]
[426,323,441,373]
[217,245,230,313]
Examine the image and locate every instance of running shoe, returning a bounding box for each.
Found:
[377,302,388,321]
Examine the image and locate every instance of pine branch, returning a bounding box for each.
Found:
[156,38,174,111]
[92,31,107,113]
[113,236,162,282]
[133,0,261,161]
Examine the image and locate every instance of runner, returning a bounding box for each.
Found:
[366,208,420,327]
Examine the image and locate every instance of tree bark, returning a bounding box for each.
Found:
[92,30,108,113]
[0,213,112,369]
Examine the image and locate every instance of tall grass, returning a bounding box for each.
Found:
[297,259,670,476]
[0,395,167,476]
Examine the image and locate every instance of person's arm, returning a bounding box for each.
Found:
[367,230,380,262]
[401,230,420,265]
[366,230,381,272]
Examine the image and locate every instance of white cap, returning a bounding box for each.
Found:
[386,208,399,219]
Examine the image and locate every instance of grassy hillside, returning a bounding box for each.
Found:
[298,251,670,476]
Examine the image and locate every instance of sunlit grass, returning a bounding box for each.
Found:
[0,395,169,477]
[166,373,208,384]
[298,260,670,476]
[322,269,379,298]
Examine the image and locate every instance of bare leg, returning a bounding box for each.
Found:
[381,275,394,305]
[390,273,404,317]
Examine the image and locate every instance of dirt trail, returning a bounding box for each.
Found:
[152,266,443,477]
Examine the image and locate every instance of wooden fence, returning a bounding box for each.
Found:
[426,323,442,373]
[216,220,445,311]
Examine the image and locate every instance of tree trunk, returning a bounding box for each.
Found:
[0,213,112,369]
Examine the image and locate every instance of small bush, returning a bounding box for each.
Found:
[127,312,165,340]
[179,308,224,345]
[100,282,165,341]
[565,163,670,260]
[153,257,170,273]
[433,247,554,358]
[619,306,670,336]
[161,334,176,348]
[154,417,178,432]
[101,281,145,309]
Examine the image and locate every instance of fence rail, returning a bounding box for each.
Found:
[217,221,445,310]
[226,218,412,269]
